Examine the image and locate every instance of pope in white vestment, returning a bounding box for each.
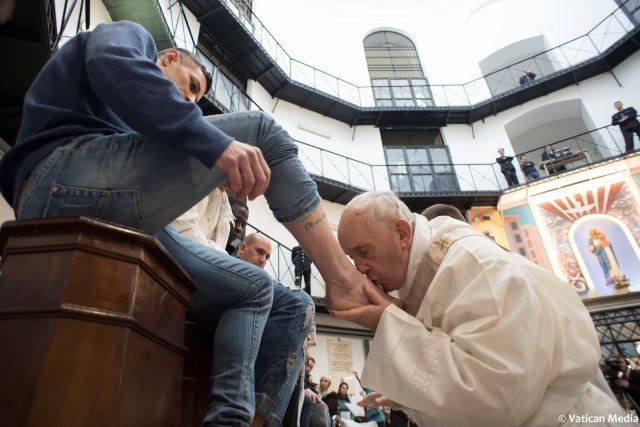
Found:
[335,192,633,427]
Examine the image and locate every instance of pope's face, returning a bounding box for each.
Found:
[338,210,411,292]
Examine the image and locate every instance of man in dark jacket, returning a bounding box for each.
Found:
[612,101,640,152]
[292,245,313,294]
[519,67,536,85]
[519,155,540,181]
[496,148,519,187]
[541,144,566,174]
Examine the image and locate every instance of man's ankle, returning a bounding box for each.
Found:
[250,415,264,427]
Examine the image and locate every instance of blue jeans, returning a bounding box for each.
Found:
[526,170,540,181]
[17,111,321,231]
[255,282,314,426]
[17,111,321,425]
[158,227,314,426]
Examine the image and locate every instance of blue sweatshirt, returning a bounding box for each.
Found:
[0,21,233,207]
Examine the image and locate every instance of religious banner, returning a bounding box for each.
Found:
[533,179,640,298]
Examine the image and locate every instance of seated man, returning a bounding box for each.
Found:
[334,192,628,426]
[520,154,541,181]
[171,184,314,427]
[541,144,567,173]
[1,21,368,426]
[237,233,315,427]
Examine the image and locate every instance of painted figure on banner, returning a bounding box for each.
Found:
[587,228,629,292]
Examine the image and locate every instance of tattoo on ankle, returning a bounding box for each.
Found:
[304,213,325,230]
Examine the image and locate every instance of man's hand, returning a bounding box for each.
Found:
[331,281,403,331]
[305,388,320,403]
[214,140,270,200]
[619,115,629,123]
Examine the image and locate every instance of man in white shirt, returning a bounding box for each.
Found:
[333,191,630,426]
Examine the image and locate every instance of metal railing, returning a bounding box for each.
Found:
[217,0,640,108]
[514,125,630,181]
[296,124,633,192]
[244,223,324,292]
[296,140,504,192]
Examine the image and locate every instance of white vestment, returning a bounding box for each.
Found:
[361,214,632,427]
[170,188,234,252]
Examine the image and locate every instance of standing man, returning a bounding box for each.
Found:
[292,245,313,295]
[495,148,519,187]
[334,191,628,426]
[519,66,536,85]
[612,101,640,152]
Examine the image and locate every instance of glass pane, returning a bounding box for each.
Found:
[409,164,430,174]
[429,147,450,163]
[413,85,430,99]
[429,147,452,172]
[395,99,417,107]
[433,174,457,191]
[390,79,410,87]
[392,86,413,99]
[376,99,394,107]
[412,174,433,192]
[405,148,428,165]
[385,148,406,164]
[390,174,412,192]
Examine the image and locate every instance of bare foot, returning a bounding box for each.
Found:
[324,268,371,311]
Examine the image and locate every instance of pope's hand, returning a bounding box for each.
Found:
[331,281,403,331]
[358,391,389,409]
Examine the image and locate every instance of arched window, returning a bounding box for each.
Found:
[363,31,432,107]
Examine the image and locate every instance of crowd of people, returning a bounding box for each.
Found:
[2,19,639,427]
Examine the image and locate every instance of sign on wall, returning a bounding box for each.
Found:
[327,338,353,373]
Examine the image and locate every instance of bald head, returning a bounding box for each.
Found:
[237,233,272,269]
[421,204,465,222]
[338,191,414,291]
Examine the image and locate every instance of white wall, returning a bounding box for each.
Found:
[253,0,618,87]
[440,53,640,167]
[249,82,388,170]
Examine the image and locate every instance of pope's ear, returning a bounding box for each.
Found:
[395,219,413,249]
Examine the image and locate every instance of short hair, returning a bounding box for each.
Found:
[421,204,466,222]
[159,47,212,95]
[344,191,413,230]
[242,232,271,248]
